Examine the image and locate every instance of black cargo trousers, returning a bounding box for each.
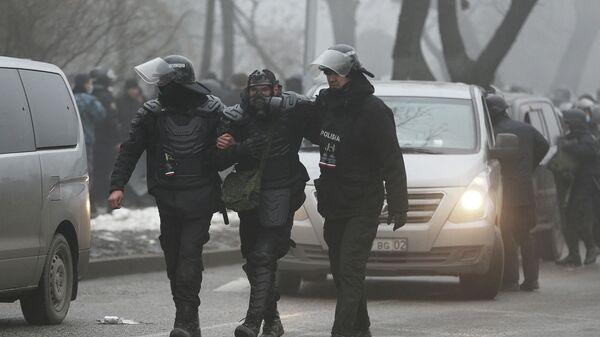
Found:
[500,204,538,285]
[564,183,598,257]
[323,216,379,337]
[153,185,218,309]
[237,185,304,323]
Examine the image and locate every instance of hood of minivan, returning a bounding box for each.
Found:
[404,154,484,188]
[300,151,484,188]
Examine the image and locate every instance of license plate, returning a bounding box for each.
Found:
[372,238,408,252]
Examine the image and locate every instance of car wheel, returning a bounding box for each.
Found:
[459,228,504,300]
[20,234,73,325]
[276,270,301,295]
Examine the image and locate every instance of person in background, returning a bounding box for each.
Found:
[90,67,122,213]
[72,73,107,216]
[556,109,600,267]
[222,72,248,106]
[486,94,549,291]
[117,79,146,141]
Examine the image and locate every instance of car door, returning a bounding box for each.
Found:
[520,103,554,230]
[0,68,43,290]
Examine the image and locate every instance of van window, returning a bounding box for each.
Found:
[537,103,561,144]
[0,68,36,154]
[19,70,78,149]
[524,110,548,139]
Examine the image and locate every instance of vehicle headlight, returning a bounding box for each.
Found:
[449,172,489,223]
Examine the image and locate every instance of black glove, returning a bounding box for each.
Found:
[387,211,407,231]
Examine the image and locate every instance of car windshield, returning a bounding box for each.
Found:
[381,96,478,154]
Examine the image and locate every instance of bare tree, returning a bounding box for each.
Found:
[438,0,538,86]
[0,0,187,78]
[391,0,435,80]
[221,0,235,81]
[232,1,286,77]
[552,0,600,92]
[326,0,359,46]
[200,0,216,78]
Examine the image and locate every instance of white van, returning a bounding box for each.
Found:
[0,56,90,324]
[280,81,522,299]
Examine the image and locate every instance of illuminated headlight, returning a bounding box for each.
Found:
[460,190,484,211]
[449,173,489,223]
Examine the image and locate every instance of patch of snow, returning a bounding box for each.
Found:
[92,207,240,232]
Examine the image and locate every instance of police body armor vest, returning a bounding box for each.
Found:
[143,96,222,188]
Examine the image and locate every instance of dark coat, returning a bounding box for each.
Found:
[305,75,408,220]
[110,96,233,195]
[493,114,550,206]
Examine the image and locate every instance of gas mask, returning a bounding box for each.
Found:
[250,92,269,120]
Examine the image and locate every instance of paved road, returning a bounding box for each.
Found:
[1,262,600,337]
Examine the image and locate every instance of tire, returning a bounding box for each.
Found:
[20,234,73,325]
[459,228,504,300]
[276,270,301,296]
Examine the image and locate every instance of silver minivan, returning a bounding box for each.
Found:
[279,81,518,299]
[0,56,91,324]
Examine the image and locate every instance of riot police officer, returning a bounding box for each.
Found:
[307,45,408,337]
[556,109,600,266]
[108,55,230,337]
[217,69,311,337]
[486,95,549,291]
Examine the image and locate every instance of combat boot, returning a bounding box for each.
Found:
[170,304,201,337]
[355,329,372,337]
[261,292,284,337]
[235,317,261,337]
[556,255,582,267]
[584,246,599,265]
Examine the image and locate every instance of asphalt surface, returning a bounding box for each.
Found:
[1,262,600,337]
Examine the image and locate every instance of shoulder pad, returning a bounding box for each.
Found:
[277,91,310,112]
[197,95,224,114]
[222,104,245,122]
[142,99,163,114]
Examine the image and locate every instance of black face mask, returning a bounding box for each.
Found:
[158,82,198,108]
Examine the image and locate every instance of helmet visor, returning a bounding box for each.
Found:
[308,49,356,79]
[134,57,176,86]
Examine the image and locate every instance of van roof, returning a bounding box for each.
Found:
[309,80,474,100]
[0,56,63,74]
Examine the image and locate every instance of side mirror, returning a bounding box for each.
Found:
[490,133,519,159]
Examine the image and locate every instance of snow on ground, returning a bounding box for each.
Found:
[90,207,241,260]
[91,207,241,232]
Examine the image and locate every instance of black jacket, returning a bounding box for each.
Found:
[305,75,408,220]
[110,95,233,194]
[493,114,549,206]
[93,86,122,149]
[220,92,312,190]
[561,126,600,188]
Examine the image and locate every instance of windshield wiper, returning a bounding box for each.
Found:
[401,147,443,154]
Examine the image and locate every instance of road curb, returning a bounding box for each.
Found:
[84,248,243,280]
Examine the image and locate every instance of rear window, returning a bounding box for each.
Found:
[0,68,36,154]
[19,70,78,148]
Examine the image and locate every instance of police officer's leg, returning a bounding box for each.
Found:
[155,189,183,302]
[323,218,346,325]
[170,214,211,337]
[331,216,378,337]
[512,207,538,289]
[558,195,583,266]
[500,206,520,287]
[577,196,599,265]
